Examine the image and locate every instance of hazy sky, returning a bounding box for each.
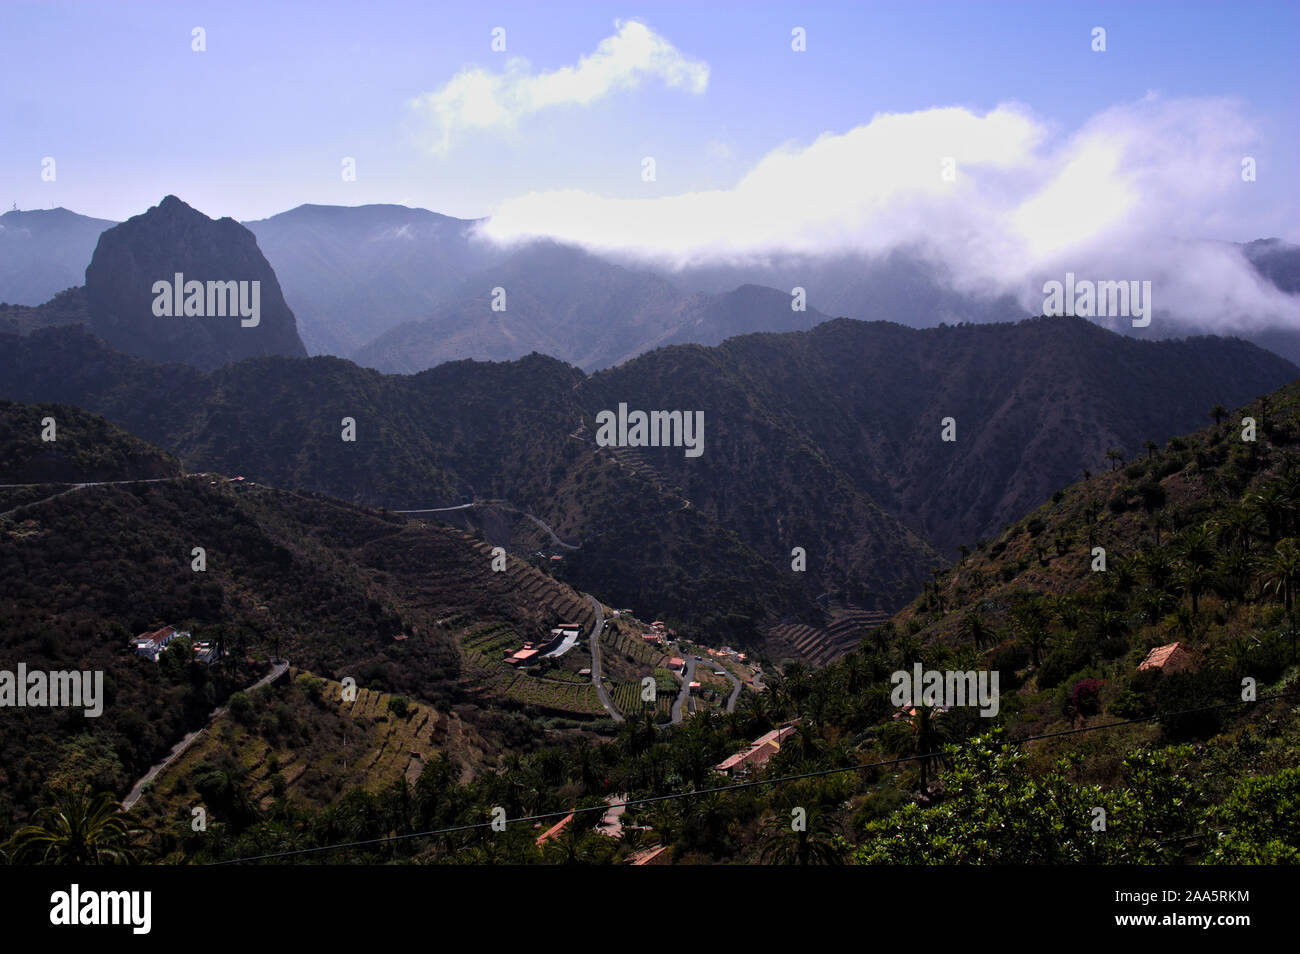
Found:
[4,0,1296,233]
[4,1,1299,328]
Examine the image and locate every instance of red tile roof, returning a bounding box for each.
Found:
[536,813,574,846]
[1138,641,1194,673]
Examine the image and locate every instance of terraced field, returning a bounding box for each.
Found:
[127,673,486,831]
[448,539,607,717]
[766,607,893,666]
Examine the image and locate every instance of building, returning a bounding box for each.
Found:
[667,657,685,674]
[132,625,185,662]
[536,813,574,846]
[192,640,222,664]
[714,724,798,777]
[1138,641,1196,674]
[508,648,540,666]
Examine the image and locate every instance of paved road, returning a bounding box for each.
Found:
[392,503,476,514]
[670,656,697,724]
[584,596,622,722]
[523,512,580,550]
[717,665,742,713]
[121,659,290,810]
[597,794,627,838]
[392,500,580,551]
[0,477,184,518]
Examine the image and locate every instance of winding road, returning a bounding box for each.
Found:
[718,665,742,713]
[670,655,696,724]
[584,596,622,722]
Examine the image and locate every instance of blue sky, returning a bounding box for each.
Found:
[3,0,1296,239]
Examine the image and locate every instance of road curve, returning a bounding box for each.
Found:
[718,666,742,713]
[585,596,623,722]
[670,655,696,724]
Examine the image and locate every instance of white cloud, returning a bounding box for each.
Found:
[479,95,1300,332]
[413,20,708,155]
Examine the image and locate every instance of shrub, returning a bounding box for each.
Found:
[1069,678,1104,717]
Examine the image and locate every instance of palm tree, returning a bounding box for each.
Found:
[1210,404,1227,427]
[1048,595,1081,633]
[1151,510,1168,546]
[1013,597,1050,667]
[544,819,598,865]
[1105,448,1124,471]
[1176,562,1215,617]
[7,787,142,864]
[960,612,990,651]
[1180,525,1218,571]
[1144,439,1158,460]
[1246,483,1292,543]
[1261,538,1300,618]
[757,807,845,865]
[898,705,952,796]
[1213,505,1262,556]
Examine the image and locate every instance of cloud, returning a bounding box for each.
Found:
[478,94,1300,332]
[412,20,708,155]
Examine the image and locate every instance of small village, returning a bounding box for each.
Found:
[131,624,223,665]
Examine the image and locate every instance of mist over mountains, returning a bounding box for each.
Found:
[3,197,1299,371]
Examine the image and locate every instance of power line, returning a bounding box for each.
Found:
[214,683,1297,864]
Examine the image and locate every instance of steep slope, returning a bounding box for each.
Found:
[0,327,817,645]
[0,399,180,485]
[1,316,1293,658]
[84,195,307,370]
[880,373,1300,752]
[0,402,618,828]
[585,316,1298,598]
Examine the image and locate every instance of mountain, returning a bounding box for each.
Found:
[83,195,307,370]
[244,203,503,356]
[352,243,833,373]
[2,314,1293,660]
[0,400,620,827]
[0,207,115,306]
[0,398,180,484]
[659,246,1027,326]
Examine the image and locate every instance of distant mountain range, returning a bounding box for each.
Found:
[243,203,500,355]
[0,207,114,305]
[4,198,1298,371]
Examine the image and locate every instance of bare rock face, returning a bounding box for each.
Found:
[85,195,307,370]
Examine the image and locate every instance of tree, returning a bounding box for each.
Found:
[1208,767,1300,863]
[758,806,845,865]
[895,705,952,796]
[960,612,990,651]
[1261,538,1300,618]
[1210,403,1227,426]
[7,786,142,864]
[1144,439,1158,460]
[1013,597,1051,667]
[1105,449,1124,471]
[1176,562,1215,617]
